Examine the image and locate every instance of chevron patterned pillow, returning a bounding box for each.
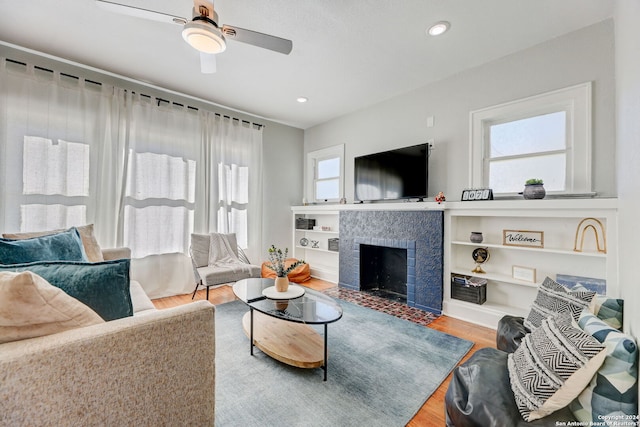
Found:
[570,310,638,423]
[524,277,596,330]
[508,312,607,421]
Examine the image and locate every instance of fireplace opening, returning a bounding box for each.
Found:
[359,244,408,303]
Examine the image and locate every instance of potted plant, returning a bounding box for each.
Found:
[523,178,546,199]
[266,245,306,292]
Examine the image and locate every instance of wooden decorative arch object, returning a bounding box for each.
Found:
[573,217,606,254]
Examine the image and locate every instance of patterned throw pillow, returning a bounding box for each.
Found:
[589,296,624,331]
[570,310,638,422]
[524,277,596,330]
[508,313,607,421]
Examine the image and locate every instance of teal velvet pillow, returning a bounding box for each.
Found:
[0,227,88,265]
[0,259,132,321]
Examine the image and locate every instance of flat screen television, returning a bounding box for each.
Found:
[354,143,428,202]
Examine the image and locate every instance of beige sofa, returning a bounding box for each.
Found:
[0,247,216,426]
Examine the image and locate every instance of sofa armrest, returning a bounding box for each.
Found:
[101,247,131,260]
[1,301,215,426]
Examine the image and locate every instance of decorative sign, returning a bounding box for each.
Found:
[502,230,544,248]
[512,266,537,283]
[461,188,493,201]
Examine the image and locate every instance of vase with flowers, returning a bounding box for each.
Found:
[266,245,306,292]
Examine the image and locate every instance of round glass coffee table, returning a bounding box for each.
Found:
[233,278,343,381]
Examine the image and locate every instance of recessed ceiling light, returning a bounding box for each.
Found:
[297,97,308,103]
[427,21,450,36]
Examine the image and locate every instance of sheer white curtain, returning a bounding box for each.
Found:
[0,58,117,242]
[0,58,264,298]
[119,94,201,297]
[198,113,263,263]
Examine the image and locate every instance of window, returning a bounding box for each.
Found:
[21,136,90,231]
[217,162,249,248]
[306,145,344,202]
[470,83,592,196]
[124,150,196,258]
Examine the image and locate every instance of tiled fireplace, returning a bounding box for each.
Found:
[339,210,444,314]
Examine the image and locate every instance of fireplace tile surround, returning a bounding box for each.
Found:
[339,210,444,314]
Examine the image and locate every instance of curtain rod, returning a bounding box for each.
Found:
[4,57,265,129]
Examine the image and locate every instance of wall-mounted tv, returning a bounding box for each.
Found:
[354,143,428,202]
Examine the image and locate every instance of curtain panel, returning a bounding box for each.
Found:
[0,58,263,298]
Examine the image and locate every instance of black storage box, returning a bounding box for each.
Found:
[296,218,316,230]
[328,238,339,252]
[451,274,487,305]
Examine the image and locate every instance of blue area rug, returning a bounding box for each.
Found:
[214,300,472,426]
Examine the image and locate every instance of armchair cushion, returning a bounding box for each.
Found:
[0,271,104,344]
[197,264,261,287]
[0,259,132,321]
[0,227,88,265]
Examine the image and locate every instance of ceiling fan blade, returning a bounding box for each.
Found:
[221,25,292,55]
[200,52,217,74]
[95,0,188,25]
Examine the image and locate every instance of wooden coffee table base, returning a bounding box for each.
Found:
[241,311,325,369]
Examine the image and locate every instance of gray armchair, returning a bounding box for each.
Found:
[190,232,261,300]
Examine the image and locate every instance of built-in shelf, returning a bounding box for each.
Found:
[291,207,340,283]
[451,240,607,258]
[295,246,339,254]
[444,199,618,329]
[450,268,540,288]
[295,229,338,235]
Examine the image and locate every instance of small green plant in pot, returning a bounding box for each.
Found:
[523,178,546,199]
[266,245,306,292]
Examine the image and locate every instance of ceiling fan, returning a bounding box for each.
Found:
[96,0,293,73]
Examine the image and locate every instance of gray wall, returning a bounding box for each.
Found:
[304,19,616,202]
[261,123,304,254]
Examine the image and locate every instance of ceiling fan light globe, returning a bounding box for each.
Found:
[182,21,226,54]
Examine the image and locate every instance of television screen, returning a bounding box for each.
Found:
[354,143,428,202]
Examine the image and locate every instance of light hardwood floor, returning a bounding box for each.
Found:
[152,278,496,426]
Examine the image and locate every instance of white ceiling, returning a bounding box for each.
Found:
[0,0,613,129]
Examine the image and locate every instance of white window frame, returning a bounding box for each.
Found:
[306,144,344,203]
[469,82,593,197]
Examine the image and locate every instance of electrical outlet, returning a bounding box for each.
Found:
[426,116,434,127]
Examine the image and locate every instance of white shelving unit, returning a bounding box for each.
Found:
[291,206,340,283]
[443,199,618,329]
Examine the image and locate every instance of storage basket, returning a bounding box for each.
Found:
[451,274,487,305]
[328,238,339,252]
[295,218,316,230]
